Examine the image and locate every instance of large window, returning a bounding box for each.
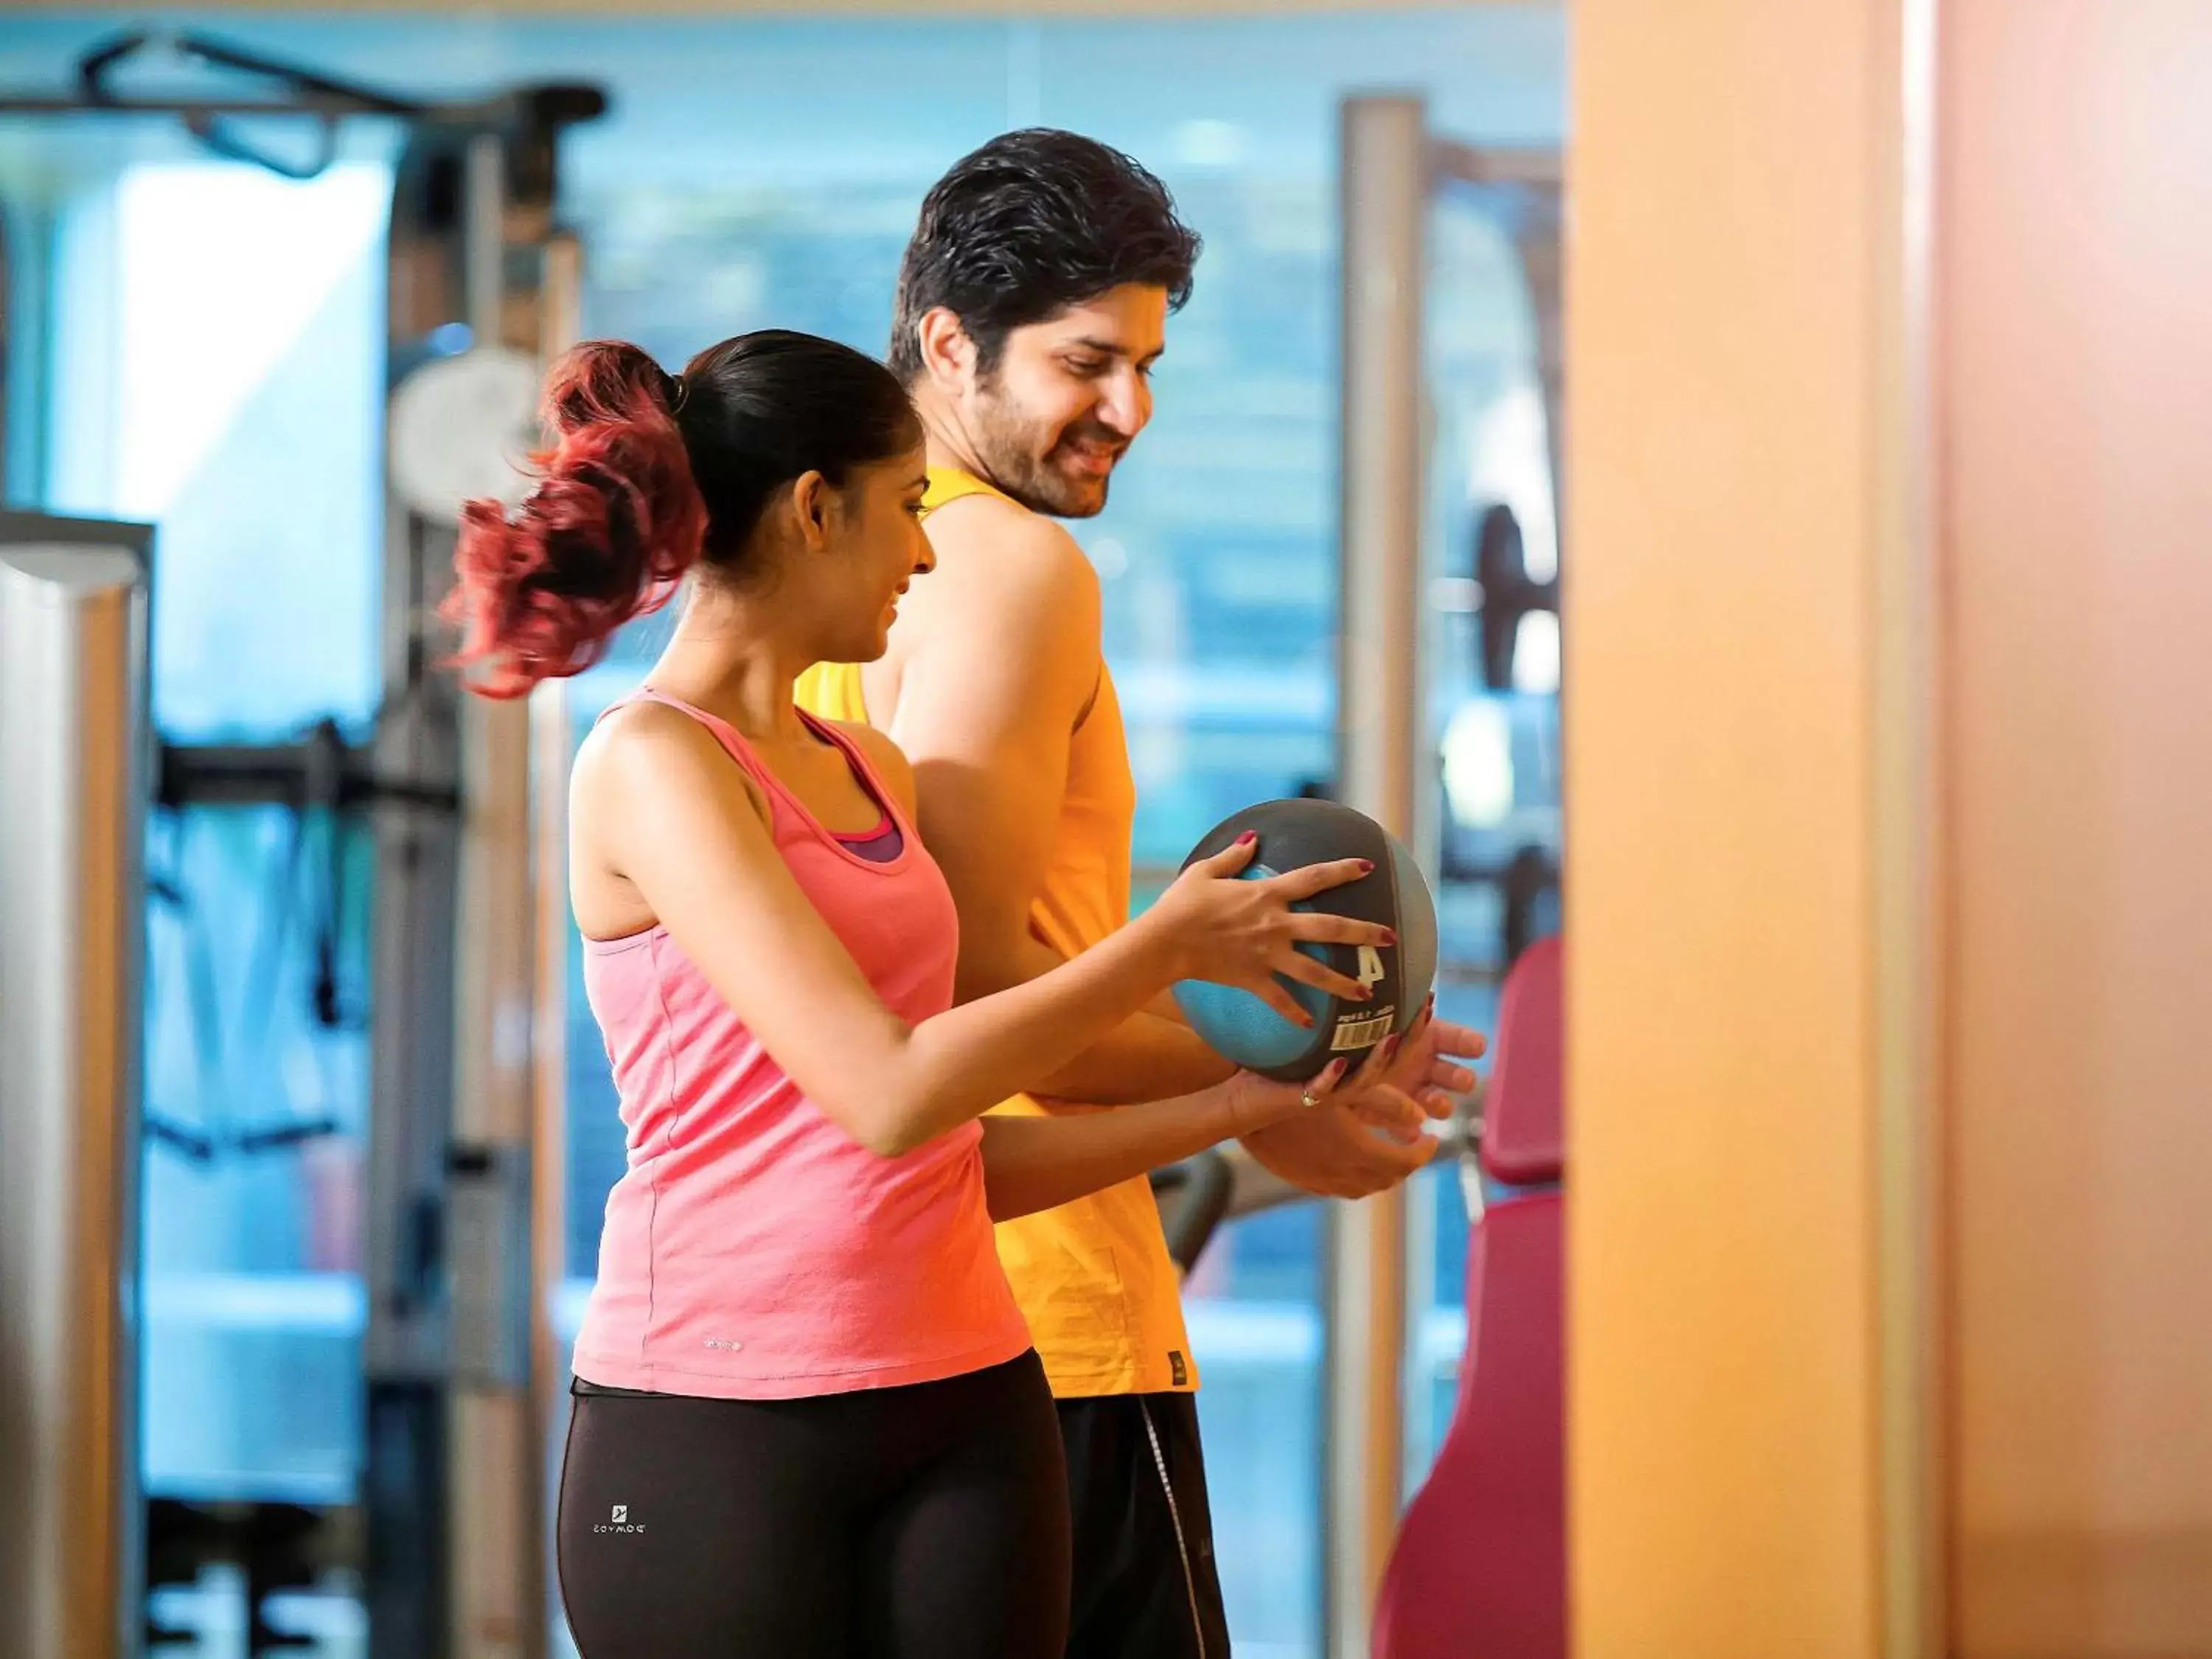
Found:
[1409,179,1563,1481]
[554,24,1561,1648]
[1,132,395,1514]
[3,11,1561,1655]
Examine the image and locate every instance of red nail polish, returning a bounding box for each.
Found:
[1382,929,1398,945]
[1237,831,1258,846]
[1357,859,1375,874]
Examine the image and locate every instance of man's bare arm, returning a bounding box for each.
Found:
[1005,931,1234,1103]
[878,496,1231,1104]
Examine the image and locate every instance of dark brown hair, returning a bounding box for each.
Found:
[888,128,1200,384]
[447,330,919,697]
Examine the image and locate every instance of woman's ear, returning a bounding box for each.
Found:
[787,469,832,549]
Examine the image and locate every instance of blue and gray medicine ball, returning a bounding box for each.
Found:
[1170,798,1439,1082]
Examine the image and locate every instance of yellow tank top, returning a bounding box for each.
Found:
[795,466,1197,1397]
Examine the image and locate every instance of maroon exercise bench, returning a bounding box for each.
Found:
[1375,933,1565,1659]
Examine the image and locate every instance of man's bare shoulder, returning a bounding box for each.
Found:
[921,489,1102,611]
[883,487,1102,722]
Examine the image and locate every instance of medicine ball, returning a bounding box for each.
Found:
[1171,798,1439,1082]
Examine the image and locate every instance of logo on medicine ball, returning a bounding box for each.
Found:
[595,1503,645,1536]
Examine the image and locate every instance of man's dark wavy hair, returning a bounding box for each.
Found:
[888,128,1201,384]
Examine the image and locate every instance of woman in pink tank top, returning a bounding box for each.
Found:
[445,330,1439,1659]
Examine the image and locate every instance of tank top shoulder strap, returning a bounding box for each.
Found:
[796,709,904,827]
[919,464,1012,519]
[599,686,771,786]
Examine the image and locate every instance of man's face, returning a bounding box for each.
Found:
[957,283,1168,519]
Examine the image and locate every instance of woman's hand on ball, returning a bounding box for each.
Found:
[1151,834,1398,1027]
[1219,1056,1352,1136]
[1219,1023,1427,1140]
[1327,1026,1436,1144]
[1213,999,1492,1159]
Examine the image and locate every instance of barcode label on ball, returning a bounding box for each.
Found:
[1332,1011,1395,1051]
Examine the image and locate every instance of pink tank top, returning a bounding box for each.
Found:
[569,689,1031,1399]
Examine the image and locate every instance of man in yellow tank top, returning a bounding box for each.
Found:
[799,131,1480,1657]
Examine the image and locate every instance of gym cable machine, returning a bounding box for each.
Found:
[0,31,603,1658]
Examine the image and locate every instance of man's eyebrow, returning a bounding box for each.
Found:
[1065,336,1165,364]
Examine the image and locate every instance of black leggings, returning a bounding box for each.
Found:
[556,1351,1069,1659]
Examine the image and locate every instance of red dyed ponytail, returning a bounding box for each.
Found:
[445,341,708,698]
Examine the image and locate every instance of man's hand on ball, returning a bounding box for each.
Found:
[1312,998,1481,1142]
[1382,996,1486,1121]
[1239,1105,1439,1197]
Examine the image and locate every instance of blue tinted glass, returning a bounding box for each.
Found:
[142,804,372,1506]
[2,14,1562,1652]
[1405,160,1562,1495]
[2,125,396,1520]
[540,18,1565,1654]
[32,153,391,739]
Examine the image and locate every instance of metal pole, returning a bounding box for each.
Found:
[1428,139,1562,190]
[463,134,507,353]
[1511,197,1565,563]
[372,97,596,1659]
[528,225,585,1650]
[445,128,548,1659]
[0,532,150,1659]
[1430,144,1565,566]
[1328,91,1427,1659]
[528,675,572,1646]
[366,124,465,1658]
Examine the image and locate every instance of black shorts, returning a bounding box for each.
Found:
[557,1351,1069,1659]
[1059,1391,1231,1659]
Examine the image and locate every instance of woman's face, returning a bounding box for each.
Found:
[804,442,933,664]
